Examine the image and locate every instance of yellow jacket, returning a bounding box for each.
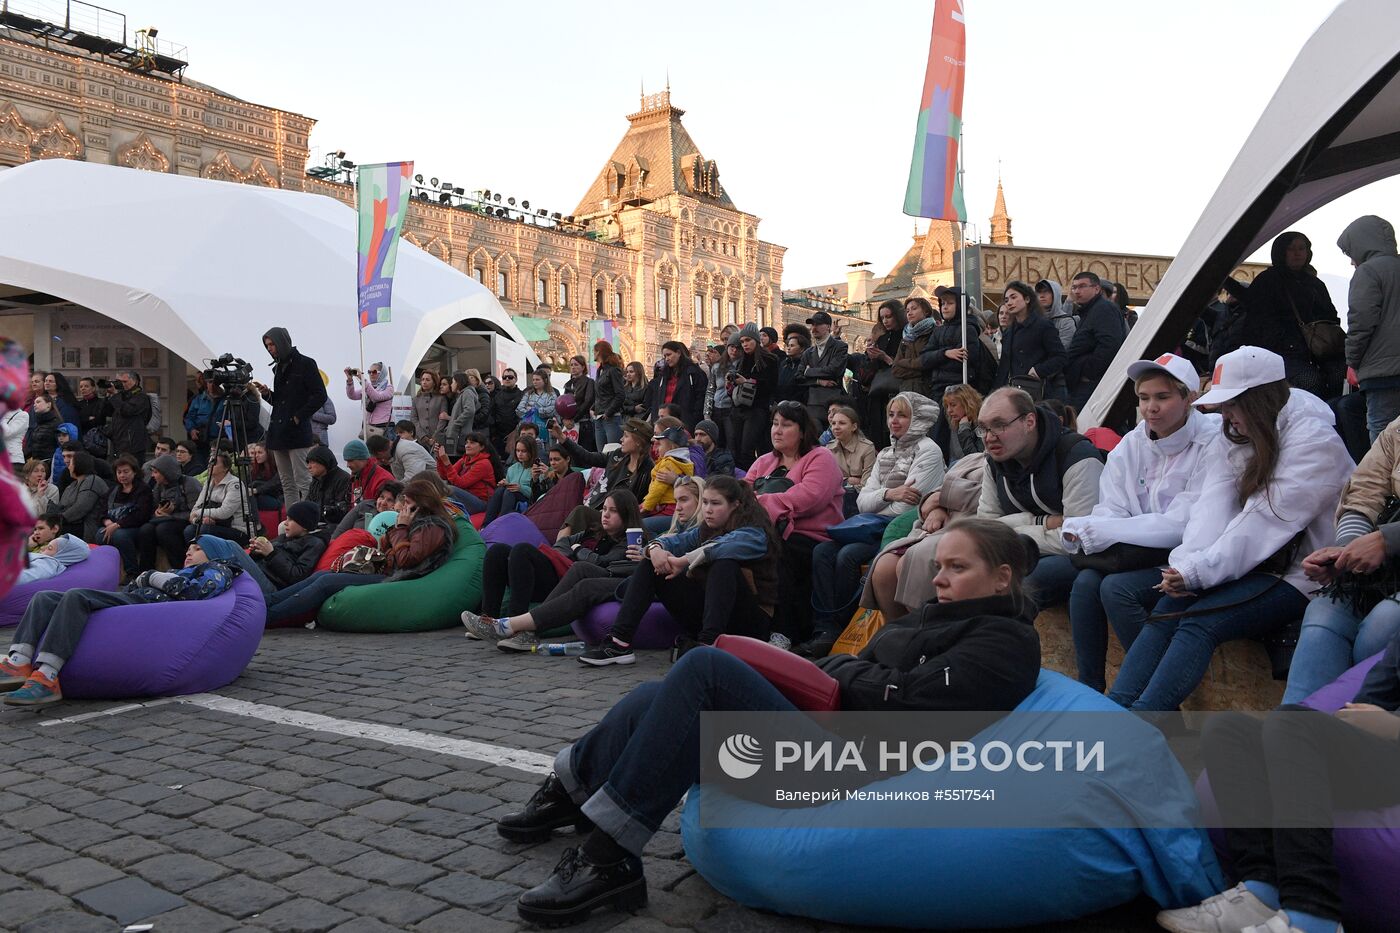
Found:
[642,451,695,513]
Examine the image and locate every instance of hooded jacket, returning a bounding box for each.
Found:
[261,327,328,451]
[1338,215,1400,384]
[1236,232,1341,370]
[106,384,152,458]
[307,458,352,526]
[1168,389,1353,597]
[978,407,1104,555]
[148,454,201,520]
[921,316,984,390]
[1061,408,1223,555]
[189,470,249,536]
[259,531,327,589]
[1065,295,1128,391]
[387,435,435,481]
[18,534,90,584]
[1036,280,1078,350]
[58,471,110,541]
[50,422,79,484]
[347,365,394,425]
[640,445,695,513]
[856,392,946,517]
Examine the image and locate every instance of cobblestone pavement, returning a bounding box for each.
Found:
[1,627,1161,932]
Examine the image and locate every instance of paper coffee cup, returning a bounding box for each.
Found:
[626,527,644,549]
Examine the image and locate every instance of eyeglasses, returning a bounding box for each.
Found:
[974,412,1030,439]
[503,374,517,381]
[1069,282,1097,291]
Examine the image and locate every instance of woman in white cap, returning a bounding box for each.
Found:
[1109,346,1354,711]
[1058,353,1223,693]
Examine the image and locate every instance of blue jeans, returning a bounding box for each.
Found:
[1365,386,1400,441]
[811,539,878,637]
[109,527,142,577]
[226,548,277,597]
[448,488,486,514]
[1281,594,1400,704]
[1108,574,1307,711]
[1068,566,1164,693]
[554,647,799,856]
[483,487,525,525]
[1026,554,1079,614]
[641,514,672,536]
[265,571,386,624]
[594,415,623,446]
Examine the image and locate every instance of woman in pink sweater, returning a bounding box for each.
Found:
[744,400,844,650]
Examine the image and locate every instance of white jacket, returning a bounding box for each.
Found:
[1169,389,1353,596]
[1062,409,1223,554]
[3,409,27,464]
[855,392,946,517]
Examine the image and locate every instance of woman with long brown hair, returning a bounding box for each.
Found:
[262,477,457,625]
[1108,347,1354,711]
[592,341,626,446]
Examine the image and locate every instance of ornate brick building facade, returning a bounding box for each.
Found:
[0,6,785,370]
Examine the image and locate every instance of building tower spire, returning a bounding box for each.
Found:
[990,172,1012,246]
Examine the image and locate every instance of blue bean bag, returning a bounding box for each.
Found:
[1196,652,1400,933]
[480,512,547,548]
[573,600,683,649]
[57,573,266,700]
[0,545,121,627]
[681,670,1223,929]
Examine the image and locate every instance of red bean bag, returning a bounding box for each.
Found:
[572,600,683,649]
[0,546,122,627]
[315,530,375,573]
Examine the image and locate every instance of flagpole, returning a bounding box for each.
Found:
[354,166,368,442]
[958,127,968,386]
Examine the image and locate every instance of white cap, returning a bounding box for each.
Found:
[1194,346,1287,406]
[1126,353,1199,392]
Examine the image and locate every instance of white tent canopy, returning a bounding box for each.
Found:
[1083,0,1400,426]
[0,158,537,450]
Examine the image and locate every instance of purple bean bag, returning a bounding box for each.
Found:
[480,512,548,548]
[0,546,122,627]
[1196,652,1399,933]
[573,601,683,649]
[56,573,266,700]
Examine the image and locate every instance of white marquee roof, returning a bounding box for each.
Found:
[1083,0,1400,425]
[0,158,536,449]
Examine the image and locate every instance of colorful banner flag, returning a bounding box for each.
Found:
[356,161,413,329]
[903,1,967,222]
[587,320,619,377]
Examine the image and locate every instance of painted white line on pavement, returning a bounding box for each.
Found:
[36,697,180,727]
[176,693,555,775]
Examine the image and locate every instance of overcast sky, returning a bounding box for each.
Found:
[123,0,1393,292]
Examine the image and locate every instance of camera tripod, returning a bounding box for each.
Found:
[194,383,263,539]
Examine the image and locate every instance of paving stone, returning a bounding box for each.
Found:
[411,907,521,933]
[107,783,175,806]
[72,876,185,926]
[375,777,449,803]
[694,905,816,933]
[327,919,402,933]
[277,832,370,867]
[265,800,342,824]
[70,797,146,823]
[252,896,356,932]
[186,875,291,918]
[392,807,487,839]
[435,844,523,878]
[116,812,194,839]
[380,757,452,780]
[363,826,457,862]
[129,852,231,893]
[31,820,123,851]
[143,903,241,933]
[17,909,118,933]
[348,799,419,824]
[337,887,448,926]
[3,804,71,831]
[426,790,499,814]
[6,840,72,870]
[166,826,254,858]
[0,889,74,926]
[316,816,381,843]
[215,845,313,882]
[191,803,262,830]
[297,782,378,809]
[338,851,444,888]
[82,835,170,868]
[232,817,309,846]
[320,766,394,789]
[181,777,253,802]
[230,789,298,811]
[25,856,125,896]
[279,867,366,904]
[417,873,523,910]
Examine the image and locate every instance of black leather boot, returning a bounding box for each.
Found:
[516,846,646,926]
[497,773,593,843]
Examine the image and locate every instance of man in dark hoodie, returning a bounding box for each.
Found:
[1064,271,1128,410]
[1338,214,1400,440]
[138,453,202,570]
[304,445,352,528]
[252,327,327,503]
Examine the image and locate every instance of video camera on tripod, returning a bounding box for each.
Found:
[202,353,255,396]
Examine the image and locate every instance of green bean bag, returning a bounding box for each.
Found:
[880,509,919,550]
[317,516,485,632]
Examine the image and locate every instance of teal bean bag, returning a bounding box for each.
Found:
[681,670,1224,929]
[317,516,485,632]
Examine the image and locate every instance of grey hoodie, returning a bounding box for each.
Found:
[1338,215,1400,383]
[18,534,89,584]
[150,453,201,519]
[1036,279,1078,350]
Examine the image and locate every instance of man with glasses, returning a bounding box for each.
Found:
[490,369,524,456]
[1064,271,1128,410]
[969,387,1103,609]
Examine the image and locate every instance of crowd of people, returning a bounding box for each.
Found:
[4,216,1399,931]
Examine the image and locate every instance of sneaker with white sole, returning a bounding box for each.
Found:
[498,631,540,652]
[1242,913,1342,933]
[768,632,793,652]
[578,641,635,666]
[461,610,506,642]
[1157,883,1279,933]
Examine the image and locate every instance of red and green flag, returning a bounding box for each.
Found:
[903,1,967,222]
[356,161,413,329]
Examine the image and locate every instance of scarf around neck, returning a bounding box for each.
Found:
[902,316,938,343]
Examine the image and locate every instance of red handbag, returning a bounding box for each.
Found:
[713,634,842,711]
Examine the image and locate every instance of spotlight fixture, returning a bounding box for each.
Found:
[507,197,516,207]
[438,192,451,204]
[521,200,530,210]
[493,194,501,203]
[340,159,355,169]
[430,177,439,187]
[414,173,424,184]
